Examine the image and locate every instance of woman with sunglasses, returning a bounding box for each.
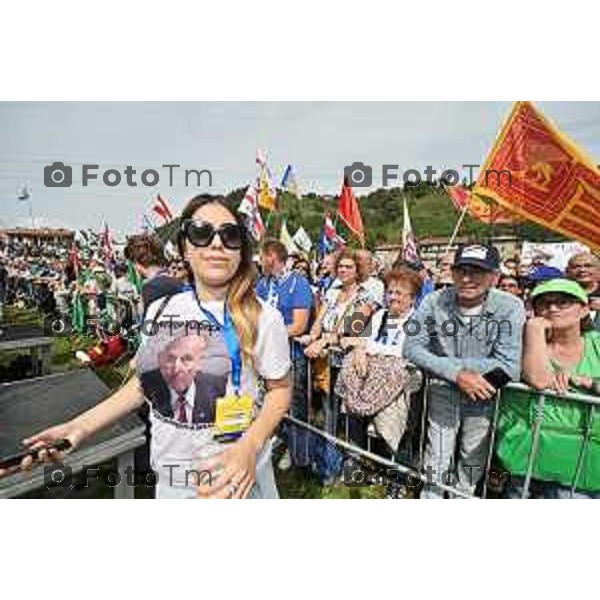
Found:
[5,195,292,499]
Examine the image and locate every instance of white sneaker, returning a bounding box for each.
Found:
[277,450,292,471]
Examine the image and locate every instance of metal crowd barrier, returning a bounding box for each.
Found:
[282,345,600,499]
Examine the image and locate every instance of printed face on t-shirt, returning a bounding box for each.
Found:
[137,325,230,426]
[158,335,207,395]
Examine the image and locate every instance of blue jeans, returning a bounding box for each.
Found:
[421,381,495,499]
[282,353,312,467]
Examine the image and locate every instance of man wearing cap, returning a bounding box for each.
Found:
[404,244,526,498]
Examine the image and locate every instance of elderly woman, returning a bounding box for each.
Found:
[498,279,600,499]
[297,249,373,436]
[335,267,423,472]
[300,249,372,359]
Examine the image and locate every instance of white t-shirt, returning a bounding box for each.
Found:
[362,276,385,308]
[322,284,370,333]
[365,309,412,358]
[136,290,291,498]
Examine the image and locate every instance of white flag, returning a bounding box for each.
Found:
[293,226,313,253]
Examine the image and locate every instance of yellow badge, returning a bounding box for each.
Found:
[215,394,254,435]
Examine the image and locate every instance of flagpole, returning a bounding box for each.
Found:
[442,202,469,258]
[28,195,35,229]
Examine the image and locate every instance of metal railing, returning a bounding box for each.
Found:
[497,382,600,499]
[281,345,600,499]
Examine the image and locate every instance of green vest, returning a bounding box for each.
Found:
[496,331,600,492]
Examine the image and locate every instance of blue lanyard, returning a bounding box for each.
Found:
[267,277,279,307]
[183,285,243,395]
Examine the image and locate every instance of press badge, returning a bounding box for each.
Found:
[215,393,254,437]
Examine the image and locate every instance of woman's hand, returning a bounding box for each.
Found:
[340,337,363,351]
[295,334,313,346]
[526,316,554,334]
[197,437,259,499]
[352,347,369,379]
[304,338,328,359]
[570,374,593,389]
[0,421,86,478]
[551,371,571,395]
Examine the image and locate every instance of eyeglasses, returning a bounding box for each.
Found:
[534,296,578,311]
[182,220,245,250]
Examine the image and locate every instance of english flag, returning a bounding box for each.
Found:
[238,183,266,241]
[402,197,420,264]
[320,212,345,256]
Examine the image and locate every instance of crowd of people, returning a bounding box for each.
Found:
[1,198,600,499]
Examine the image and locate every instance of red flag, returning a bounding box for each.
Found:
[446,184,520,224]
[338,177,365,245]
[101,222,115,267]
[446,184,470,211]
[152,204,170,223]
[69,243,80,279]
[152,195,174,224]
[158,195,174,220]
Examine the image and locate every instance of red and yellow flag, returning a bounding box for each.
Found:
[445,184,520,224]
[473,101,600,251]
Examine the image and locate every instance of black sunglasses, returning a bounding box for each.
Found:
[182,220,245,250]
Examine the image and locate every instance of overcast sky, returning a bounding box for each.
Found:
[2,101,600,238]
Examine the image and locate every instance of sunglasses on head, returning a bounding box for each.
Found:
[182,220,245,250]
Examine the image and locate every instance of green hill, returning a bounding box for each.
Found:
[158,184,565,250]
[229,184,565,248]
